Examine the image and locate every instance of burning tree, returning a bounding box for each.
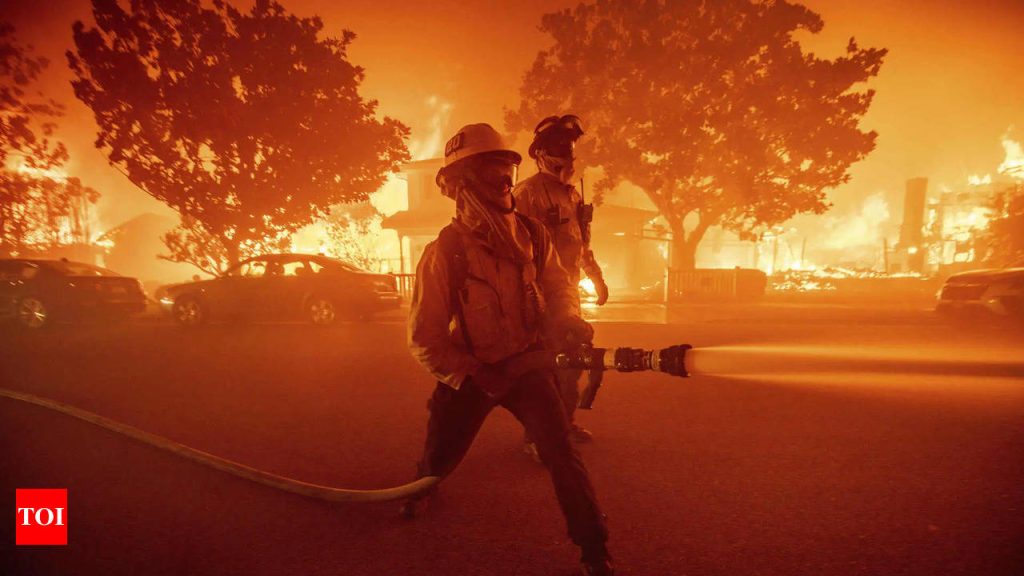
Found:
[1,22,99,256]
[508,0,886,269]
[0,174,100,254]
[68,0,410,275]
[983,185,1024,267]
[323,202,385,272]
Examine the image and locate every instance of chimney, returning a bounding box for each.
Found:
[900,177,928,272]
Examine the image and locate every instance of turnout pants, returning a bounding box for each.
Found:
[416,369,608,556]
[557,368,583,424]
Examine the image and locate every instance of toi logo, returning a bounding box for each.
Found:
[16,489,68,545]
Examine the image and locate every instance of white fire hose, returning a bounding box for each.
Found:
[0,344,692,502]
[0,387,439,502]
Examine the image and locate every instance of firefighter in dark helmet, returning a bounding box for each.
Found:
[514,114,608,457]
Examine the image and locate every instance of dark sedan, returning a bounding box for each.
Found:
[0,258,147,329]
[157,253,401,327]
[935,265,1024,317]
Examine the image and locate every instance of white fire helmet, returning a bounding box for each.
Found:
[436,123,521,195]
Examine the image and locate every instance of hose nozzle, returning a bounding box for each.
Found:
[554,344,692,377]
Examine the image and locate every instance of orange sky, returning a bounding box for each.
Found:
[6,0,1024,230]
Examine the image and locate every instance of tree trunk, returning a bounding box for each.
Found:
[672,235,697,270]
[669,219,711,271]
[224,239,240,272]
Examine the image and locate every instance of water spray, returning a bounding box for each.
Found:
[680,344,1024,380]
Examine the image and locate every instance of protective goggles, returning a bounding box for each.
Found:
[534,114,585,138]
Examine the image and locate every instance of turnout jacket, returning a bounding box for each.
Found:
[408,216,579,390]
[514,171,603,287]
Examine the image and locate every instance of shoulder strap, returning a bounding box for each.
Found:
[516,213,547,278]
[436,224,474,356]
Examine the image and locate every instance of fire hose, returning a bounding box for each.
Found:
[0,343,692,503]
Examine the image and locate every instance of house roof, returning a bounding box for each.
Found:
[381,208,451,236]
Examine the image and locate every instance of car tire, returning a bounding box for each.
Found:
[172,296,207,327]
[17,296,50,329]
[306,295,337,326]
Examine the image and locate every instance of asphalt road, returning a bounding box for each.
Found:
[2,303,1023,575]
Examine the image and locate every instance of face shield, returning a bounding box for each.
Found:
[474,154,519,195]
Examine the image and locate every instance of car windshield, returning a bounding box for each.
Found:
[40,260,118,277]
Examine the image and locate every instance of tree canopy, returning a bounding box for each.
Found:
[1,21,90,256]
[508,0,886,268]
[68,0,410,274]
[0,22,67,172]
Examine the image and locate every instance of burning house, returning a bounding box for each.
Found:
[381,159,667,297]
[380,158,448,276]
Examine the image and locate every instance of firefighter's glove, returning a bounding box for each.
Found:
[468,363,514,401]
[546,315,595,350]
[593,276,609,306]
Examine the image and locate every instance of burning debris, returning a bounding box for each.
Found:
[769,266,924,292]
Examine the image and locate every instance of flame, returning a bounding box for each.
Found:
[370,174,409,217]
[967,174,992,186]
[943,206,990,238]
[998,134,1024,179]
[578,277,598,308]
[290,213,402,273]
[771,265,923,292]
[6,158,110,247]
[6,156,69,182]
[579,277,597,297]
[289,223,328,255]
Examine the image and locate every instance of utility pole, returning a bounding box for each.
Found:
[882,237,890,274]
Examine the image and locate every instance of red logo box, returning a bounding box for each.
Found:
[16,489,68,545]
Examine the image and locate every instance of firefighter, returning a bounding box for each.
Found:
[514,114,608,453]
[404,123,614,576]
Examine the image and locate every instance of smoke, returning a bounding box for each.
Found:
[408,95,453,161]
[821,192,892,252]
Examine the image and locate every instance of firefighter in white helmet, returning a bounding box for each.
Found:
[404,123,614,576]
[514,114,608,454]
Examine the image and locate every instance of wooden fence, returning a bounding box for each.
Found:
[666,268,767,301]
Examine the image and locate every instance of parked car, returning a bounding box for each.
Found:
[935,264,1024,317]
[0,258,147,329]
[156,253,401,327]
